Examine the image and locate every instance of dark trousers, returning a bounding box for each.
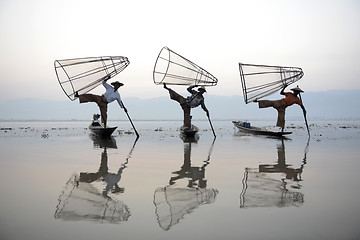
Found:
[167,89,191,127]
[258,99,287,129]
[79,94,108,127]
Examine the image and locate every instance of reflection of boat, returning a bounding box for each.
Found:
[90,135,117,149]
[89,114,117,137]
[233,120,291,137]
[179,124,199,138]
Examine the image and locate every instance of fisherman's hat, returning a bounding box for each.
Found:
[198,86,207,92]
[111,81,124,86]
[290,87,304,92]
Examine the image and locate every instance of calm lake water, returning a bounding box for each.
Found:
[1,120,360,240]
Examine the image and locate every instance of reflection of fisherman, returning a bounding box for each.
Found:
[163,83,209,128]
[259,140,304,182]
[79,148,125,197]
[75,78,127,127]
[255,85,307,131]
[153,139,217,231]
[103,166,125,197]
[169,142,208,188]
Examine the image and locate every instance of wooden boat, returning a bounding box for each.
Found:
[179,125,199,138]
[232,121,291,137]
[88,114,117,137]
[89,123,117,138]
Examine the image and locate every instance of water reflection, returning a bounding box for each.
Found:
[54,136,138,223]
[153,138,218,231]
[240,138,309,208]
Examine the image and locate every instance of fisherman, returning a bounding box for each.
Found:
[254,85,307,131]
[75,77,127,127]
[163,83,209,128]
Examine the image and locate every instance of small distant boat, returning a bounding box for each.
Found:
[89,114,117,138]
[180,125,199,138]
[232,121,291,137]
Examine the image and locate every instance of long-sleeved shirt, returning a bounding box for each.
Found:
[102,81,124,108]
[186,86,207,110]
[282,92,302,106]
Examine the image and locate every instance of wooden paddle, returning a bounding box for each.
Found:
[123,107,139,139]
[298,90,310,136]
[207,114,216,138]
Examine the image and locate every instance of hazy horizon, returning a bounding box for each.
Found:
[1,89,359,121]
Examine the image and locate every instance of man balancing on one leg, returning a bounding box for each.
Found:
[75,78,127,128]
[163,83,209,129]
[254,85,307,132]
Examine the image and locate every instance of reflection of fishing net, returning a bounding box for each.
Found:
[240,168,304,208]
[153,187,218,231]
[54,174,130,223]
[54,56,130,101]
[153,47,218,86]
[239,63,304,104]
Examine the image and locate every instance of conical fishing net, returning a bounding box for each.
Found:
[153,47,218,86]
[55,56,130,101]
[239,63,303,104]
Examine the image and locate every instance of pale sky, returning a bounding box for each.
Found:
[0,0,359,103]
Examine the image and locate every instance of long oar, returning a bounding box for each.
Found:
[298,92,310,136]
[207,115,216,138]
[123,108,139,138]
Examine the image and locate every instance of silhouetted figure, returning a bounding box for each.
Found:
[255,85,306,131]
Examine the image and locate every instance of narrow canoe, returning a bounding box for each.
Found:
[232,121,291,137]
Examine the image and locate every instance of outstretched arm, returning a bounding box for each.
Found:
[103,75,111,82]
[187,85,198,94]
[102,80,113,90]
[117,99,127,112]
[280,84,287,95]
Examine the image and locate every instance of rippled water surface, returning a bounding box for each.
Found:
[1,120,360,240]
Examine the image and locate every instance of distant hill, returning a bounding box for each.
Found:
[0,90,359,121]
